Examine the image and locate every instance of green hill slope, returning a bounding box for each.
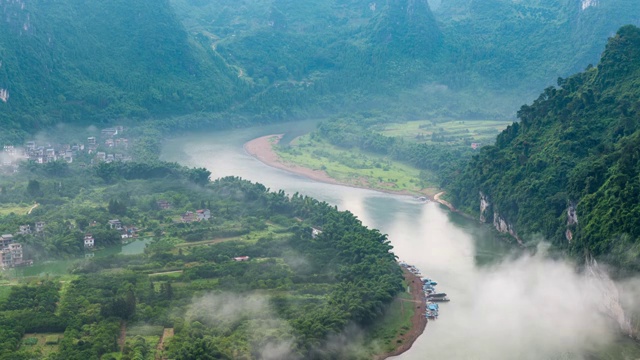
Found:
[0,0,245,140]
[449,25,640,270]
[1,0,640,139]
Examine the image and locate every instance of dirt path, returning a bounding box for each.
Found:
[118,321,126,352]
[375,269,428,360]
[156,328,174,360]
[27,203,39,215]
[148,270,183,277]
[434,192,455,211]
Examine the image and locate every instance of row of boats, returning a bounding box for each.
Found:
[400,262,450,320]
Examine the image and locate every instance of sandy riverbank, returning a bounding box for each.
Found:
[244,134,346,186]
[244,134,429,358]
[244,134,448,202]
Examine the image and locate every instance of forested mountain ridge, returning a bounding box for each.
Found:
[449,25,640,271]
[173,0,640,119]
[0,0,245,141]
[2,0,640,142]
[432,0,640,92]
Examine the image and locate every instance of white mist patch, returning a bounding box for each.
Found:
[0,146,24,165]
[581,0,598,10]
[189,293,264,322]
[409,245,619,360]
[187,293,299,359]
[469,254,612,357]
[186,292,378,359]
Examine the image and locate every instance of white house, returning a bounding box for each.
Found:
[196,209,211,221]
[84,234,95,248]
[108,219,122,230]
[18,225,32,235]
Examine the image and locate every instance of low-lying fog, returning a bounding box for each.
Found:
[162,125,640,359]
[391,202,638,360]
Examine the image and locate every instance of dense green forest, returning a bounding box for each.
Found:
[449,25,640,272]
[2,0,639,142]
[0,160,404,359]
[0,0,247,141]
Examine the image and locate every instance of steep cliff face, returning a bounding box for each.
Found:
[479,192,491,223]
[478,192,522,243]
[566,203,578,242]
[492,211,522,244]
[449,25,640,269]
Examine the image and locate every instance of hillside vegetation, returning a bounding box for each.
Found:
[0,0,245,141]
[0,161,404,359]
[449,25,640,272]
[2,0,639,141]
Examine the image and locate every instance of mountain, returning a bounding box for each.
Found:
[172,0,640,118]
[370,0,443,57]
[449,25,640,271]
[1,0,640,140]
[170,0,445,119]
[0,0,245,140]
[433,0,640,93]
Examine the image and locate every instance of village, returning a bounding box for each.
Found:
[0,126,132,173]
[0,202,222,269]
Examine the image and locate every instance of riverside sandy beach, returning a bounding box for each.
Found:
[243,134,459,211]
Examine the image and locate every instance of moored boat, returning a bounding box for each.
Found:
[429,297,451,302]
[427,292,447,298]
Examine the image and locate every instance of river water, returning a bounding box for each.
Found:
[160,121,640,360]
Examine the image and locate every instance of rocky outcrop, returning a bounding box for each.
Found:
[565,203,578,242]
[478,192,522,244]
[479,192,491,223]
[493,211,523,245]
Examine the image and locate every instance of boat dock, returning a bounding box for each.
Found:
[400,261,451,319]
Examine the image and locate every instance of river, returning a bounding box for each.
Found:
[161,121,640,360]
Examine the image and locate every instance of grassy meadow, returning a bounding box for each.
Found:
[374,119,512,147]
[277,135,439,196]
[274,119,510,196]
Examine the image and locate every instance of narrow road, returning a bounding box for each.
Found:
[434,192,455,211]
[118,321,126,352]
[27,203,39,214]
[156,328,174,360]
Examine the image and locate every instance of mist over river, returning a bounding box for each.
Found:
[160,121,640,360]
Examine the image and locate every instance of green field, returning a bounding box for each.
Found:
[175,222,293,249]
[0,203,34,216]
[277,135,439,196]
[20,333,64,355]
[274,120,511,195]
[374,119,512,147]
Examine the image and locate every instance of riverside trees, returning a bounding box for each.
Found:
[0,166,404,359]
